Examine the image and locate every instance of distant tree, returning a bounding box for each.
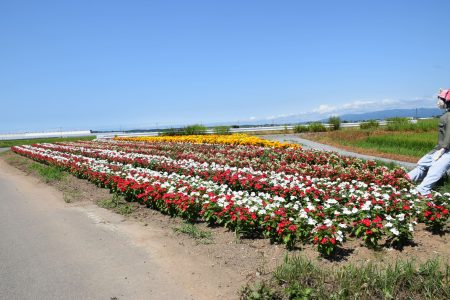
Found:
[360,120,379,130]
[328,116,341,130]
[293,125,309,133]
[309,122,327,132]
[184,124,207,135]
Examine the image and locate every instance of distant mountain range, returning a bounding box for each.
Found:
[321,108,442,123]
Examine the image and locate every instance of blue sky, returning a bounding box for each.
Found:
[1,0,449,132]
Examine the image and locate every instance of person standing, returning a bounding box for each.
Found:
[407,89,450,195]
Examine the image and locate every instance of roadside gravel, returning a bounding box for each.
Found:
[263,134,417,170]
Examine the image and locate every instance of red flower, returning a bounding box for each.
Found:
[361,218,371,227]
[288,225,298,232]
[373,215,382,223]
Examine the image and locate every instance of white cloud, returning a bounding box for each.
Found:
[312,104,337,114]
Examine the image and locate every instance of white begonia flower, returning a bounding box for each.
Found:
[397,213,405,221]
[385,222,393,228]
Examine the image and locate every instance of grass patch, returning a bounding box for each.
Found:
[302,129,436,159]
[173,223,213,243]
[98,193,135,215]
[29,162,66,182]
[386,117,439,132]
[354,132,436,157]
[62,189,81,203]
[0,135,96,148]
[241,255,450,299]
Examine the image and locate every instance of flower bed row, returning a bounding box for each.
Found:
[68,139,391,181]
[114,133,300,148]
[12,141,449,256]
[38,141,409,190]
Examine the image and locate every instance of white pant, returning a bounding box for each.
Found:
[408,149,450,195]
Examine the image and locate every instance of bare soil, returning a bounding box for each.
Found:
[1,150,449,298]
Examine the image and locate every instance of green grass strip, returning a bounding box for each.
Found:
[0,136,96,148]
[242,256,450,299]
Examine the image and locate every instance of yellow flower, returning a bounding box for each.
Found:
[114,134,299,149]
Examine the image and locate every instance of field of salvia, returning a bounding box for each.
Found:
[11,134,449,256]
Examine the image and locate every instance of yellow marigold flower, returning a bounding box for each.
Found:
[114,134,299,149]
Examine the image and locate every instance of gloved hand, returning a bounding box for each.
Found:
[433,148,446,161]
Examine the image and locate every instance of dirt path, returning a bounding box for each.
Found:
[0,158,244,300]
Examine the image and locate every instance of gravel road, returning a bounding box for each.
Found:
[263,134,417,170]
[0,159,200,300]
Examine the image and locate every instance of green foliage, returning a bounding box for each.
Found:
[386,117,416,131]
[293,125,309,133]
[213,126,231,135]
[159,128,183,136]
[173,223,213,243]
[355,132,435,157]
[98,193,135,215]
[0,136,95,148]
[308,122,327,132]
[159,124,207,136]
[29,162,66,182]
[240,281,278,300]
[386,117,438,132]
[415,118,440,131]
[243,256,450,300]
[328,116,341,130]
[360,120,379,130]
[293,123,327,133]
[184,124,207,135]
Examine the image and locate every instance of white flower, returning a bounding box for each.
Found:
[397,213,405,221]
[326,198,338,205]
[336,230,344,242]
[307,218,317,226]
[390,228,400,236]
[323,219,333,227]
[361,201,371,211]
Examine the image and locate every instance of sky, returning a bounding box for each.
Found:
[1,0,450,132]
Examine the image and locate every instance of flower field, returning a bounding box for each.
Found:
[11,135,449,256]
